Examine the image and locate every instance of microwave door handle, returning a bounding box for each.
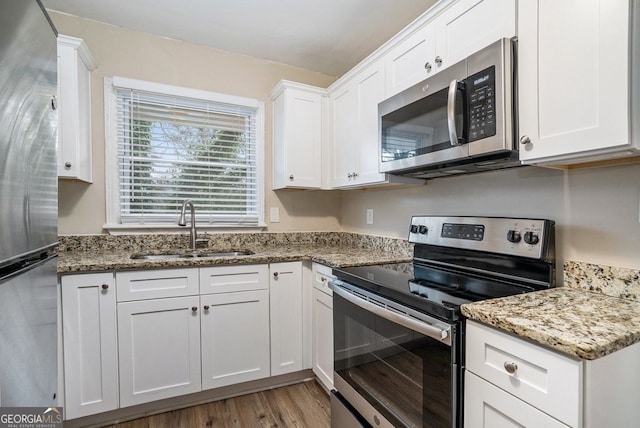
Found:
[447,79,463,146]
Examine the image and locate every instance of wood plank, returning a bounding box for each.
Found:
[105,380,330,428]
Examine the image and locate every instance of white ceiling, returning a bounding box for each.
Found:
[43,0,438,76]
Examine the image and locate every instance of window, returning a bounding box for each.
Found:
[104,77,264,229]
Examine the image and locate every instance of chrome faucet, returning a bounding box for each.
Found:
[178,199,198,251]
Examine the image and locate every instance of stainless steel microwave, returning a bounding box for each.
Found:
[378,38,519,179]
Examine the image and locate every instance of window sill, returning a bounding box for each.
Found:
[103,223,268,235]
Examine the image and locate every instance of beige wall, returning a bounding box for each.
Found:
[52,12,341,235]
[341,163,640,270]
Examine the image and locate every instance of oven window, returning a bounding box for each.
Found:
[334,293,454,428]
[380,86,463,164]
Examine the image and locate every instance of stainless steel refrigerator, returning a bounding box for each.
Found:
[0,0,59,407]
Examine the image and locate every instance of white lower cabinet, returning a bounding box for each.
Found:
[311,264,334,391]
[465,320,640,428]
[465,371,569,428]
[117,296,202,407]
[200,289,270,389]
[269,262,304,375]
[62,262,311,418]
[61,273,118,419]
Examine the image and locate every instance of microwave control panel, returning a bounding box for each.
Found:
[467,66,496,142]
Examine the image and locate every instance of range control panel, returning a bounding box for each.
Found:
[408,216,553,259]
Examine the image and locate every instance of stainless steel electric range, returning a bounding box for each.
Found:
[329,216,555,428]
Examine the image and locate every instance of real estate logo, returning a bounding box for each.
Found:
[0,407,63,428]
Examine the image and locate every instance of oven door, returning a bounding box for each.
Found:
[331,281,458,428]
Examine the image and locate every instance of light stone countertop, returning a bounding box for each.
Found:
[57,244,412,273]
[461,287,640,360]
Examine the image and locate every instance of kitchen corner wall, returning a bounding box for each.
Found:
[51,12,341,235]
[341,163,640,271]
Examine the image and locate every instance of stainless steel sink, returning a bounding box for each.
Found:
[131,250,253,260]
[196,251,253,258]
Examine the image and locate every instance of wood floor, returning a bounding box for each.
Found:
[104,380,331,428]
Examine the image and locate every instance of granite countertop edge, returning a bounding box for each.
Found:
[461,288,640,361]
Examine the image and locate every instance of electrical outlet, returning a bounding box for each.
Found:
[366,209,374,225]
[270,207,280,223]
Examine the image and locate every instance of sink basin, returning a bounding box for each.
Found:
[196,251,253,257]
[131,250,253,260]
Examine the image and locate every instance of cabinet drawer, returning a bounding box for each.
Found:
[116,268,199,301]
[312,263,334,296]
[199,264,268,294]
[464,371,570,428]
[466,321,581,427]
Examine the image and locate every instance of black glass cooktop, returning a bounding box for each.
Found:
[332,262,537,321]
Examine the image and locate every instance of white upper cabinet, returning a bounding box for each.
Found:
[385,0,515,97]
[271,81,325,189]
[329,61,388,187]
[434,0,515,71]
[57,35,96,182]
[329,59,423,188]
[385,23,437,96]
[518,0,639,165]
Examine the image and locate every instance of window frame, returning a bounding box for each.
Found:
[104,76,265,232]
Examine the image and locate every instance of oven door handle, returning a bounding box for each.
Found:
[330,281,452,344]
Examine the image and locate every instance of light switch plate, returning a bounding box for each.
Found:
[270,207,280,223]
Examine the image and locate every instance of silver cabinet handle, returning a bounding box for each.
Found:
[352,172,358,178]
[101,284,109,290]
[347,173,353,178]
[191,306,198,312]
[273,272,279,278]
[51,95,57,110]
[520,136,531,145]
[289,174,294,180]
[424,62,432,72]
[64,162,72,168]
[435,56,443,65]
[447,79,463,146]
[504,361,518,374]
[203,305,210,311]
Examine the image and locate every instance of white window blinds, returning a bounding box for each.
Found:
[109,79,263,226]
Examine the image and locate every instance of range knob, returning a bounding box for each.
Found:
[418,225,428,235]
[410,224,419,234]
[506,230,521,243]
[523,231,540,245]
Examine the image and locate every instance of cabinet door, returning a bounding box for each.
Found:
[57,35,95,182]
[272,85,323,189]
[518,0,631,164]
[464,372,570,428]
[312,288,334,391]
[385,23,436,97]
[329,84,358,187]
[61,273,118,419]
[269,262,303,376]
[354,60,387,186]
[434,0,515,70]
[200,290,270,389]
[118,296,201,407]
